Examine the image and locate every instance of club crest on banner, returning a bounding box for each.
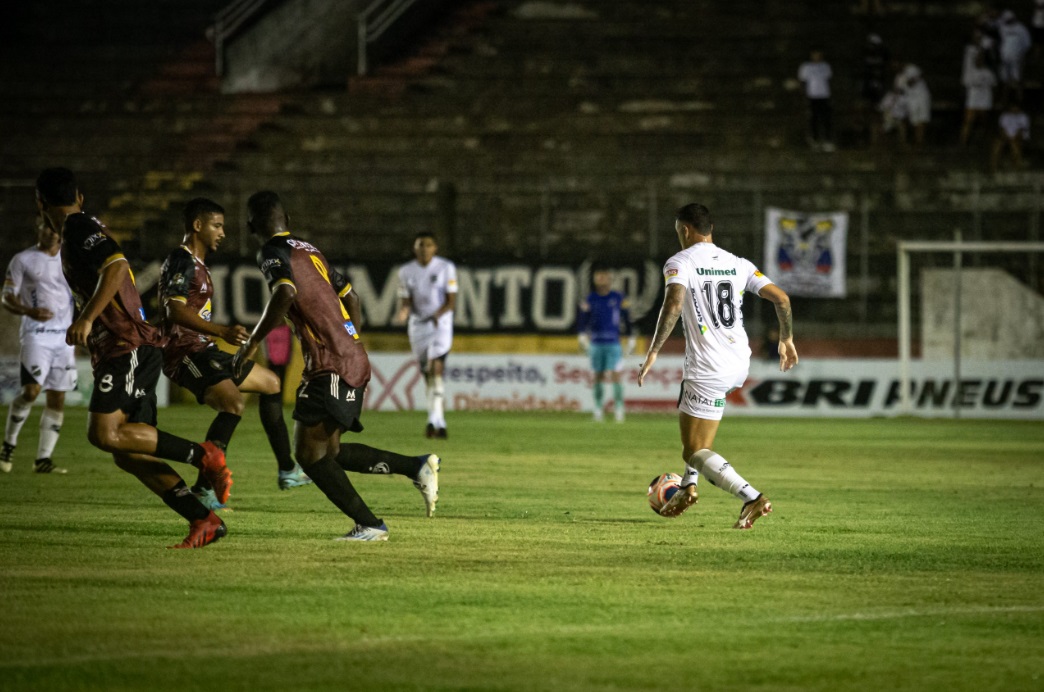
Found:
[763,207,848,297]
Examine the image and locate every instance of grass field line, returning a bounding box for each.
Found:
[3,605,1042,670]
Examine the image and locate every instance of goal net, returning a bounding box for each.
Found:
[897,239,1044,419]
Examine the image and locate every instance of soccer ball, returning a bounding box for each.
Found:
[648,473,682,514]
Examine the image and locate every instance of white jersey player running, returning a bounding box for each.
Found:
[1,217,78,474]
[396,232,457,439]
[638,203,798,529]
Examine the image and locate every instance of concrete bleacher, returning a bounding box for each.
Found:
[0,0,282,261]
[2,0,1042,342]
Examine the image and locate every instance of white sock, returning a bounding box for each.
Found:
[5,394,33,446]
[682,464,700,488]
[432,375,445,428]
[425,374,436,426]
[689,449,760,502]
[37,408,64,460]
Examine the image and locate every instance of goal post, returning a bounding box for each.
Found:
[896,240,1044,416]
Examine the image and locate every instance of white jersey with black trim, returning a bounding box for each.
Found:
[3,246,74,344]
[397,256,458,326]
[663,242,773,380]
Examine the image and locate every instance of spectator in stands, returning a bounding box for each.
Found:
[879,82,908,144]
[991,101,1031,172]
[1033,0,1044,56]
[978,6,1003,47]
[798,49,835,151]
[998,9,1031,102]
[961,52,998,146]
[901,64,931,147]
[965,26,998,80]
[860,34,890,145]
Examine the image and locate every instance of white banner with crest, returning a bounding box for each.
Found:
[763,207,847,297]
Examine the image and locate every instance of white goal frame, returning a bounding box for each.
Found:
[897,240,1044,416]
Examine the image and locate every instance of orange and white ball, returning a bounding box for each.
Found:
[647,473,682,514]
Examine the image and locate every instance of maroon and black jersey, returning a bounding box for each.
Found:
[257,232,370,387]
[159,245,216,374]
[60,212,162,368]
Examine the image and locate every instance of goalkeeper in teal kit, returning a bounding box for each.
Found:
[577,266,635,422]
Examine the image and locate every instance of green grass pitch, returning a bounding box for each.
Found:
[1,408,1042,691]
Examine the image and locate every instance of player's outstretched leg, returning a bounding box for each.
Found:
[169,511,227,548]
[335,443,440,517]
[33,458,68,474]
[113,454,228,548]
[297,422,388,541]
[413,454,440,518]
[734,494,772,530]
[259,392,311,489]
[689,449,770,529]
[308,458,389,541]
[191,394,243,509]
[30,403,67,473]
[658,484,698,518]
[2,390,34,472]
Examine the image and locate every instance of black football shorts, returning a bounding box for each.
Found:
[89,345,163,425]
[293,373,365,433]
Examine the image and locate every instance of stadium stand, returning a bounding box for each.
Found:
[1,0,1042,345]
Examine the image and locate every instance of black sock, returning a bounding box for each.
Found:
[259,393,295,472]
[336,443,422,477]
[161,481,210,521]
[154,430,205,466]
[304,456,382,527]
[205,411,241,451]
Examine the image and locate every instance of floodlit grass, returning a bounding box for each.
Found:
[1,409,1042,691]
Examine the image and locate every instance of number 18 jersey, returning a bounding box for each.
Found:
[663,242,773,380]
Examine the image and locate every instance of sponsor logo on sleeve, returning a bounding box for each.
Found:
[261,258,282,272]
[83,233,107,250]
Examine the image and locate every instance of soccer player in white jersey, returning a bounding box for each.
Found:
[396,232,457,439]
[638,203,798,529]
[1,216,78,474]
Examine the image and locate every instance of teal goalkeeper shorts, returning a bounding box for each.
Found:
[590,342,623,373]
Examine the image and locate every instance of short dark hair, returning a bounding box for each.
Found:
[35,168,78,206]
[676,203,713,233]
[246,190,285,233]
[183,198,225,232]
[414,231,436,243]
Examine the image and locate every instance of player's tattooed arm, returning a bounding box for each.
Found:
[759,283,798,372]
[637,283,686,386]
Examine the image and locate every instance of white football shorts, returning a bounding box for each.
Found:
[21,338,78,391]
[676,367,748,421]
[408,317,454,367]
